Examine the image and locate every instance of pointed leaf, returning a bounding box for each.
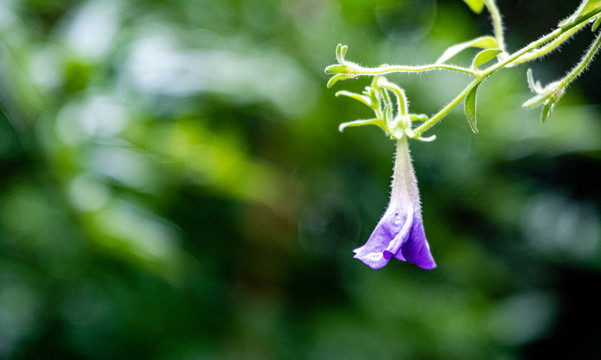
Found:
[327,74,345,88]
[472,48,503,68]
[581,0,601,18]
[522,93,548,109]
[409,114,429,122]
[593,16,601,31]
[464,83,480,133]
[324,64,345,74]
[526,68,543,93]
[436,36,498,64]
[404,127,436,142]
[338,119,385,133]
[335,90,371,106]
[413,133,437,142]
[336,44,348,62]
[462,0,484,14]
[540,101,555,123]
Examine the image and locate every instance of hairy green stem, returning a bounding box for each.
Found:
[510,22,588,66]
[484,0,506,52]
[561,30,601,86]
[414,79,480,135]
[354,63,476,76]
[485,7,601,76]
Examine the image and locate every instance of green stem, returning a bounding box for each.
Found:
[485,7,601,76]
[484,0,506,52]
[483,29,561,76]
[414,78,481,135]
[355,63,476,76]
[510,22,588,66]
[561,30,601,86]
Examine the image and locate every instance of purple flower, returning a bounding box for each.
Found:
[353,137,436,269]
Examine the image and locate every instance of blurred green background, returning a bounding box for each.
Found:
[1,0,600,359]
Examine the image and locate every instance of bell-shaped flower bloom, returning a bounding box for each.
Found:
[353,137,436,269]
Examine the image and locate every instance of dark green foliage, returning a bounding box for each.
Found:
[0,0,600,359]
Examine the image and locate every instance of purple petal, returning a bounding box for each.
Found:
[353,208,405,269]
[398,214,436,269]
[353,209,436,269]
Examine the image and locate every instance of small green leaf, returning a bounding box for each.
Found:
[472,48,503,68]
[593,16,601,31]
[412,133,437,142]
[522,93,547,109]
[338,118,385,133]
[436,36,498,64]
[464,83,480,133]
[581,0,601,18]
[336,44,348,62]
[409,114,428,122]
[462,0,484,14]
[324,64,345,74]
[326,74,343,88]
[335,90,371,106]
[526,68,543,93]
[540,101,554,123]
